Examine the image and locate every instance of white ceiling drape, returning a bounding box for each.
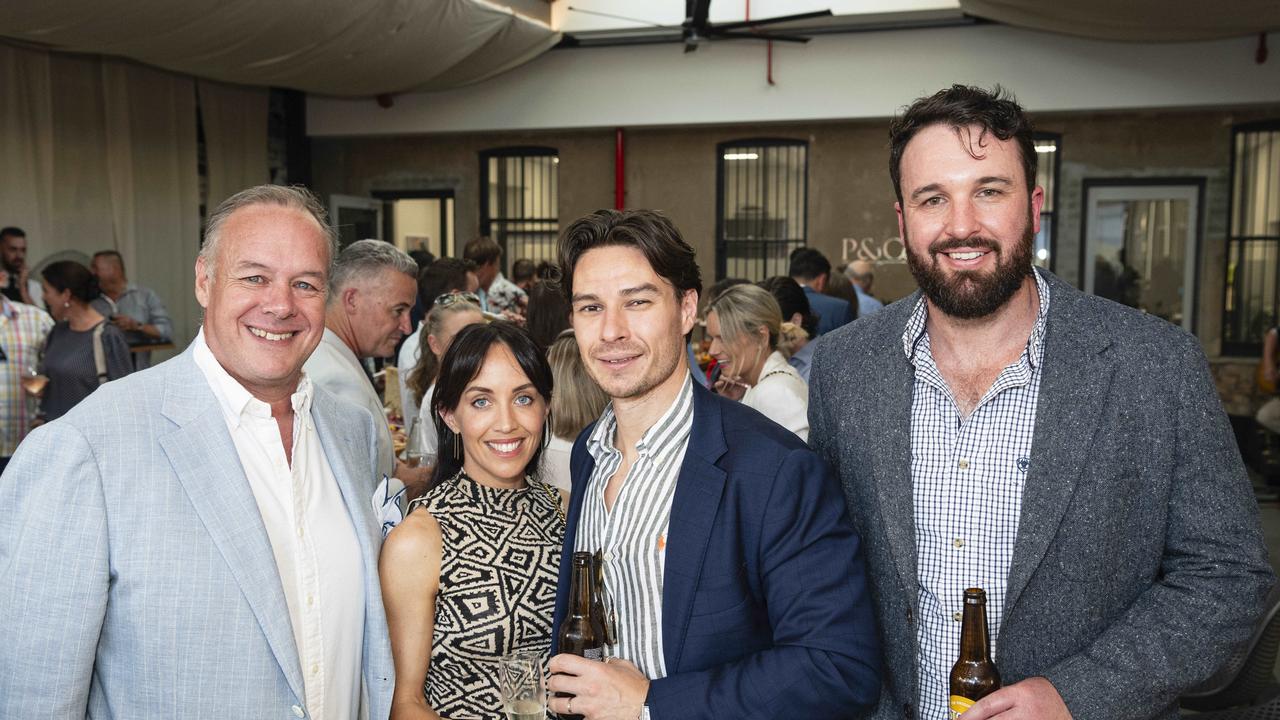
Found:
[960,0,1280,42]
[0,0,560,97]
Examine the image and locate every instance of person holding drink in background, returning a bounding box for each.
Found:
[381,321,565,720]
[808,85,1274,719]
[0,286,52,473]
[547,209,881,720]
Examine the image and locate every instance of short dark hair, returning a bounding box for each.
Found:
[42,260,100,304]
[758,275,817,336]
[92,249,124,267]
[463,236,502,267]
[789,248,831,282]
[705,277,750,306]
[419,257,476,312]
[511,258,536,284]
[558,209,701,301]
[428,321,553,491]
[0,227,25,242]
[408,249,435,268]
[888,84,1037,206]
[525,280,571,351]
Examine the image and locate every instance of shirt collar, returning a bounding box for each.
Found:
[902,266,1052,368]
[0,296,16,320]
[587,373,695,460]
[191,328,314,429]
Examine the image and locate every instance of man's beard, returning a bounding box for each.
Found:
[905,223,1034,320]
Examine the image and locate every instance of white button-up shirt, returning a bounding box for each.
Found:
[193,331,365,720]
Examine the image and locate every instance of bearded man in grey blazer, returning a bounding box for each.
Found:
[808,85,1274,720]
[0,185,394,719]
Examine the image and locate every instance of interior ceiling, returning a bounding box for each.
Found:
[959,0,1280,42]
[0,0,560,97]
[0,0,1274,98]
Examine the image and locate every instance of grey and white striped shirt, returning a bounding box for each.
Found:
[575,375,695,680]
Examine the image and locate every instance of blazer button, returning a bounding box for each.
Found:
[903,703,913,718]
[291,705,305,718]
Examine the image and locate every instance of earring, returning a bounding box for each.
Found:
[452,429,461,460]
[63,301,70,309]
[543,418,551,448]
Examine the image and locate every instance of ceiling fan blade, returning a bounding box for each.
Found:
[711,9,832,32]
[707,30,813,43]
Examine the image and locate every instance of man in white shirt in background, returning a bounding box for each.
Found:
[0,184,394,719]
[305,238,428,493]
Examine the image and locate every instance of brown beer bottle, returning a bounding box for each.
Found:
[949,588,1001,719]
[557,552,607,720]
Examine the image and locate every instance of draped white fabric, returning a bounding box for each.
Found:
[0,41,219,358]
[960,0,1280,42]
[198,80,269,212]
[0,0,560,97]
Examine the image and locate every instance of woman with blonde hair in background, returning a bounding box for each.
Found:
[406,294,486,460]
[541,329,608,491]
[704,283,809,440]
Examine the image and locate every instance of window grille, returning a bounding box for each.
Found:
[1222,121,1280,356]
[715,139,807,281]
[479,147,559,272]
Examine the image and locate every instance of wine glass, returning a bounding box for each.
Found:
[498,650,546,720]
[20,364,47,427]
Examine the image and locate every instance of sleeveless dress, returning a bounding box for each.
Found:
[408,471,565,720]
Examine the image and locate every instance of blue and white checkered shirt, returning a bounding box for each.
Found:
[905,269,1050,720]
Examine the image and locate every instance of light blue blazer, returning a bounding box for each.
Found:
[0,346,395,719]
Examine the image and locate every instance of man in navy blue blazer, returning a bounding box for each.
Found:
[791,247,855,336]
[547,209,880,720]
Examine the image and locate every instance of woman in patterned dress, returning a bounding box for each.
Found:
[381,321,565,720]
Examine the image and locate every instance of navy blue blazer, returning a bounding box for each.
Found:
[551,382,881,719]
[804,286,855,336]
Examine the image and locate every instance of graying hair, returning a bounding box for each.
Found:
[200,185,338,279]
[328,238,419,303]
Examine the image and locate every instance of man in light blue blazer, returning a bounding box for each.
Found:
[0,186,394,719]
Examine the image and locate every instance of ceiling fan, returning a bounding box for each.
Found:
[682,0,833,53]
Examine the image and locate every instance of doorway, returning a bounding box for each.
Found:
[373,190,456,259]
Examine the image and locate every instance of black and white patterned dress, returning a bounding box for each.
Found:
[408,471,564,720]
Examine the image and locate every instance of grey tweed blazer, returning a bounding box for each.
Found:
[808,270,1275,720]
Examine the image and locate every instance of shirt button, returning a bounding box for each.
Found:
[957,458,970,470]
[603,551,614,562]
[306,594,314,607]
[953,538,964,548]
[291,705,305,718]
[296,526,304,538]
[311,663,319,675]
[953,612,962,622]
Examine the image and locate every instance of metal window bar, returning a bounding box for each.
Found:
[1223,125,1280,355]
[480,149,559,273]
[716,140,808,281]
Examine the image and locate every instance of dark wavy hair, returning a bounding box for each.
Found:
[888,84,1037,206]
[428,321,554,490]
[558,209,701,302]
[42,260,100,304]
[758,275,817,337]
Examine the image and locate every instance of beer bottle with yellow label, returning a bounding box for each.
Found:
[949,587,1001,719]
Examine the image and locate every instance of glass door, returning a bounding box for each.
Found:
[1082,180,1203,331]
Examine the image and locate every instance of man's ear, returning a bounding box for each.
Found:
[342,285,360,314]
[194,257,210,308]
[679,288,699,335]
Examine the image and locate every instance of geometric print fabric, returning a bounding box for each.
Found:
[408,471,565,719]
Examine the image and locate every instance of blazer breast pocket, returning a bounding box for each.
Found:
[687,564,755,634]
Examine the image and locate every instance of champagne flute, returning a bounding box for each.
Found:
[498,650,546,720]
[403,417,430,468]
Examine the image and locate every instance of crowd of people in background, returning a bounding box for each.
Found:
[1,84,1274,720]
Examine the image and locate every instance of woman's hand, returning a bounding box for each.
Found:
[713,375,750,401]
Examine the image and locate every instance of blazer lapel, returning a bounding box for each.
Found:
[867,298,922,605]
[662,385,728,672]
[1002,276,1116,621]
[158,353,305,703]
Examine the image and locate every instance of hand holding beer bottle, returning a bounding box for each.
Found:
[555,552,607,719]
[949,588,1001,719]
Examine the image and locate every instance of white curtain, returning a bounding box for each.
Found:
[198,80,269,213]
[0,40,210,356]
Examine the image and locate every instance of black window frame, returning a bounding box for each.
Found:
[1033,132,1062,272]
[714,137,809,282]
[1221,119,1280,357]
[479,146,559,274]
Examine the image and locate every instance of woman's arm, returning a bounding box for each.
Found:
[380,509,446,720]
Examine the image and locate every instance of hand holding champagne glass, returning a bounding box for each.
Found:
[498,650,547,720]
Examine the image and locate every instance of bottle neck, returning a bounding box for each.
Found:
[958,601,992,662]
[569,559,592,616]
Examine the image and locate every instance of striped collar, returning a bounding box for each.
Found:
[902,266,1051,369]
[587,374,695,462]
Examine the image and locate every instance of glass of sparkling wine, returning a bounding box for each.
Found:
[498,650,546,720]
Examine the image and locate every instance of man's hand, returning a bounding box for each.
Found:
[394,459,434,503]
[111,314,140,332]
[547,654,648,720]
[960,677,1071,720]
